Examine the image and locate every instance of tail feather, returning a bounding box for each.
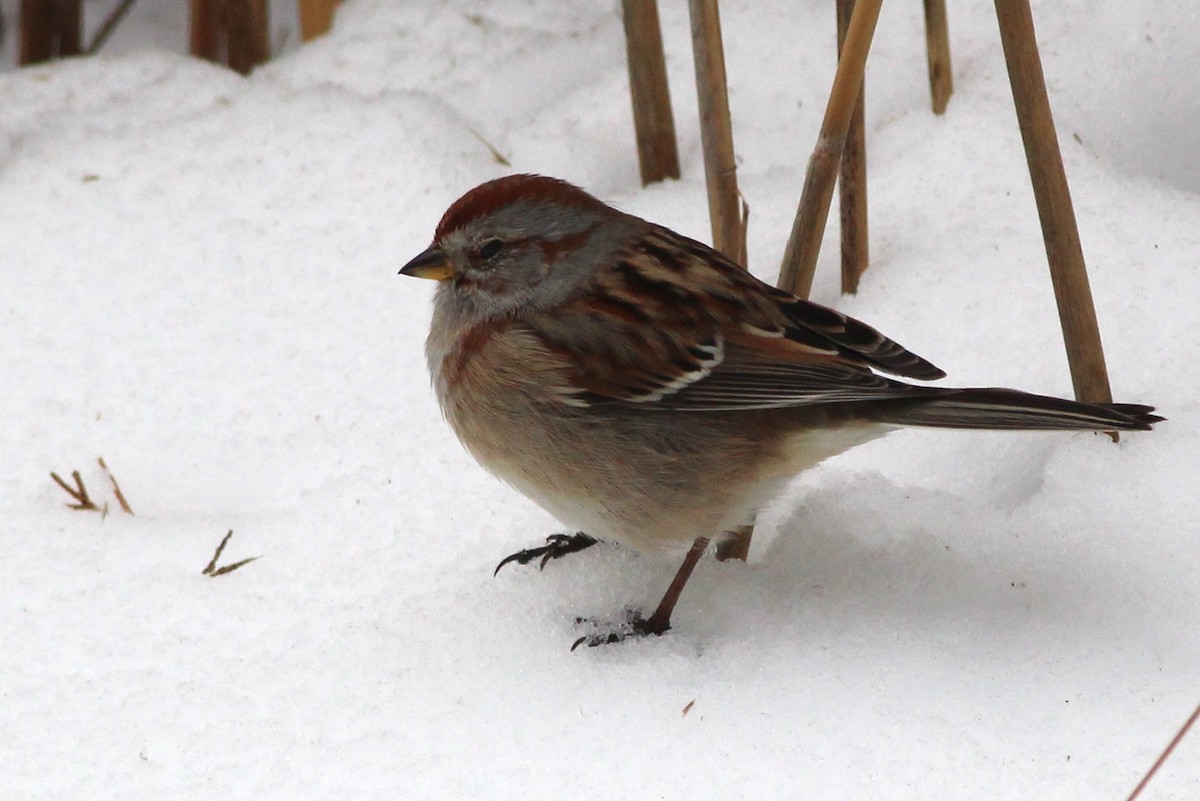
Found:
[878,387,1163,432]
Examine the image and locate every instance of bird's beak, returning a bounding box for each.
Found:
[399,246,453,281]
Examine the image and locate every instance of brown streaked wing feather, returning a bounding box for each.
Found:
[653,335,927,411]
[770,292,946,380]
[529,270,726,404]
[645,226,946,381]
[527,225,942,410]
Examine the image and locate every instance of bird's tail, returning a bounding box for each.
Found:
[877,387,1162,432]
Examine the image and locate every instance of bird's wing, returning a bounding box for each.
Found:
[529,225,944,410]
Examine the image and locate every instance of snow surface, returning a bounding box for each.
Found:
[2,1,1198,799]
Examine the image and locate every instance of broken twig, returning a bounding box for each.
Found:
[50,470,98,511]
[97,457,134,515]
[202,530,260,577]
[467,126,511,166]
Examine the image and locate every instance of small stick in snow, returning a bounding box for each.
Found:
[1124,701,1200,801]
[97,457,134,515]
[202,530,261,577]
[50,469,99,511]
[467,126,511,167]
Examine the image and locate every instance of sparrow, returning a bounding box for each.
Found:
[400,174,1160,647]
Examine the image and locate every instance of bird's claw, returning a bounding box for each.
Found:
[493,532,599,576]
[570,608,670,650]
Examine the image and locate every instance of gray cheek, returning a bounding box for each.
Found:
[462,260,510,295]
[459,282,516,319]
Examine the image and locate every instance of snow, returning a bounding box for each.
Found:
[2,1,1197,799]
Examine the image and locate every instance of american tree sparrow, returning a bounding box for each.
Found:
[401,174,1160,648]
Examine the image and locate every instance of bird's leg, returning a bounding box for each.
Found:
[493,532,599,576]
[572,537,709,649]
[638,536,709,635]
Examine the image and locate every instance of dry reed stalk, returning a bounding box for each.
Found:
[994,0,1113,407]
[836,0,869,295]
[299,0,340,41]
[189,0,219,63]
[19,0,81,64]
[226,0,268,74]
[622,0,681,185]
[777,0,882,300]
[190,0,270,75]
[922,0,953,114]
[687,0,742,258]
[687,0,753,561]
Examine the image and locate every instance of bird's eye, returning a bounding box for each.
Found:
[477,238,504,261]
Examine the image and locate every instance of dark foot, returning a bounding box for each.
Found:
[493,532,599,576]
[570,608,670,650]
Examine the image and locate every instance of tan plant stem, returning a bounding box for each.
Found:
[778,0,883,299]
[993,0,1114,409]
[836,0,870,295]
[623,0,681,185]
[922,0,954,114]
